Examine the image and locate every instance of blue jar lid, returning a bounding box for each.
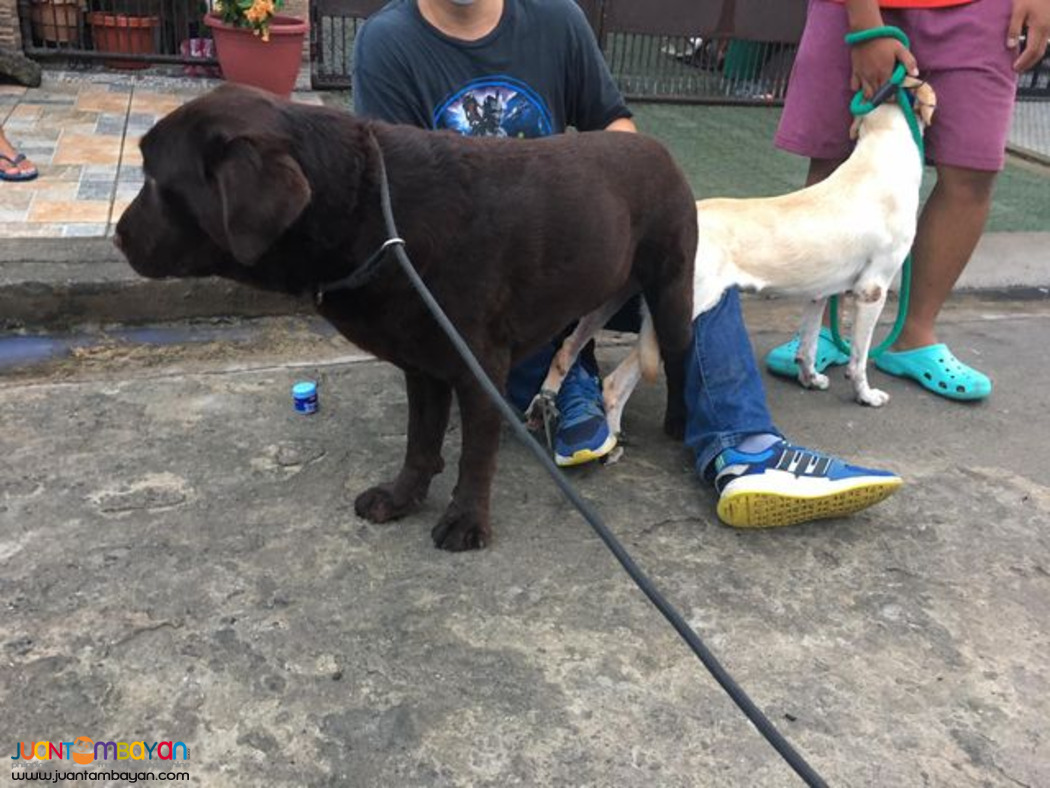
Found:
[292,381,317,398]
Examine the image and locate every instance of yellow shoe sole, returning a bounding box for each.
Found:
[717,478,902,528]
[555,432,618,468]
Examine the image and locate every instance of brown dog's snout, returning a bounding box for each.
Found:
[112,231,123,252]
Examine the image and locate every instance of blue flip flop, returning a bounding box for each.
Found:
[0,152,38,182]
[875,343,991,401]
[766,326,850,378]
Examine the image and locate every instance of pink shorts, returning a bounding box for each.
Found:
[775,0,1019,171]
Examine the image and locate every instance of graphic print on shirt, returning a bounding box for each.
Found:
[433,76,554,138]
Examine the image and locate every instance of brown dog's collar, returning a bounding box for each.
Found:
[315,235,405,304]
[314,129,407,305]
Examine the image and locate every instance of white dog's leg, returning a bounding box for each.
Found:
[603,348,644,437]
[547,288,635,392]
[848,280,891,407]
[796,297,830,390]
[525,285,638,426]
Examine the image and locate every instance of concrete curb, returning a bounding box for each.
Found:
[1,233,1047,330]
[0,239,310,329]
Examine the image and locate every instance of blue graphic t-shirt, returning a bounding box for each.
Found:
[352,0,631,138]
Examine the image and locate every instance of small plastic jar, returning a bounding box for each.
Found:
[292,381,318,414]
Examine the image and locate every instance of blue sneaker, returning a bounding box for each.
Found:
[714,440,901,527]
[554,363,617,467]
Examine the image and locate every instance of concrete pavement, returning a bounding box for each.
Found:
[1,297,1048,787]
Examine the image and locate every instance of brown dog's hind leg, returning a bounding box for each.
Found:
[644,248,696,441]
[355,370,452,523]
[431,379,503,551]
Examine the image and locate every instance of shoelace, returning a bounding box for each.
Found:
[773,445,835,477]
[557,370,604,426]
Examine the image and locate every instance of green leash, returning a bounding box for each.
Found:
[828,25,923,358]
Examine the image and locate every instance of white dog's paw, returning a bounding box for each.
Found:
[799,371,829,390]
[524,390,558,430]
[857,387,890,407]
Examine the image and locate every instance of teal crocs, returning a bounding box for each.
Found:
[766,327,850,379]
[875,343,991,401]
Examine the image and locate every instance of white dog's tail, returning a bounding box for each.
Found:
[638,300,661,383]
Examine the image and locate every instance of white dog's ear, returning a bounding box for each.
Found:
[849,116,862,141]
[901,76,937,128]
[914,82,937,127]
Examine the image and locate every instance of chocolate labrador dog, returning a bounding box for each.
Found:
[115,85,696,551]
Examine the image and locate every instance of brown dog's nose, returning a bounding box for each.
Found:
[112,231,123,252]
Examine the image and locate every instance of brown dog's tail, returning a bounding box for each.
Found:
[639,300,661,383]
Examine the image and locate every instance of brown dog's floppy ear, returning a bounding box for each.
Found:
[213,136,311,266]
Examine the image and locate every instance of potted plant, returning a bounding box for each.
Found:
[86,0,160,70]
[30,0,83,46]
[204,0,307,98]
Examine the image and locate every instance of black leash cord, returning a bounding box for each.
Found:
[371,136,830,788]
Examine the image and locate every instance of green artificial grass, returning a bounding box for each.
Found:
[633,103,1050,233]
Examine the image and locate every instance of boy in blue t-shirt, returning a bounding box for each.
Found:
[353,0,903,528]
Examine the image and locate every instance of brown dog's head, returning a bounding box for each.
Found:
[115,84,318,286]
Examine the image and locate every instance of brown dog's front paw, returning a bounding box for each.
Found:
[354,485,419,523]
[431,507,491,551]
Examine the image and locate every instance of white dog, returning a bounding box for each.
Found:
[529,79,936,439]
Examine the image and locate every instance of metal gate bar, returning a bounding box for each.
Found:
[17,0,217,67]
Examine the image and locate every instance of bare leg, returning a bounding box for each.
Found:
[796,297,830,390]
[0,129,37,178]
[894,164,997,350]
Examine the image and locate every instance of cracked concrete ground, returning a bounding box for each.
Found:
[1,296,1048,787]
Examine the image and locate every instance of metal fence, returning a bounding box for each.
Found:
[310,0,807,102]
[309,0,380,89]
[14,0,1050,101]
[1019,50,1050,98]
[18,0,217,68]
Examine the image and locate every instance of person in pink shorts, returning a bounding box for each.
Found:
[769,0,1049,400]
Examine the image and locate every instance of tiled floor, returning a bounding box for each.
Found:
[1,71,1046,239]
[1,72,324,239]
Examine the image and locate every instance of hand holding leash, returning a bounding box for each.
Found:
[850,36,918,98]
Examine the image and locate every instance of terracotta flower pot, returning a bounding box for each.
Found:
[204,13,308,99]
[87,12,159,70]
[31,0,81,45]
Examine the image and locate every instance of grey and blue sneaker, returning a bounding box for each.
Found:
[714,440,901,527]
[554,362,617,467]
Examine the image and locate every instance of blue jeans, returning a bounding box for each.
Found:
[509,289,781,480]
[685,288,782,479]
